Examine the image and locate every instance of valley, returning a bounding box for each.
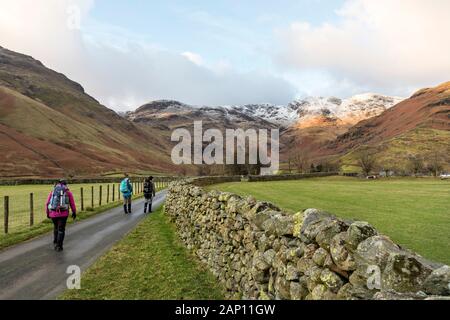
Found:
[1,46,449,178]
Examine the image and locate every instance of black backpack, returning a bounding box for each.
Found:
[144,181,154,195]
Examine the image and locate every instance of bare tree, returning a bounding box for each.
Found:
[407,154,424,176]
[358,150,377,177]
[318,159,340,173]
[425,151,443,177]
[291,144,310,173]
[287,150,293,174]
[294,154,309,173]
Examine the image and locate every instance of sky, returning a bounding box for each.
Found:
[0,0,449,111]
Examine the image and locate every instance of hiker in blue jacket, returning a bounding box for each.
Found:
[120,174,133,214]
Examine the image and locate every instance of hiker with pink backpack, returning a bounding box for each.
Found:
[46,179,77,252]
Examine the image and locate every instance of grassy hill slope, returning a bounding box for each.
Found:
[0,46,175,178]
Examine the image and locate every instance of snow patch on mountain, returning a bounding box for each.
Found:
[224,94,404,126]
[128,94,404,128]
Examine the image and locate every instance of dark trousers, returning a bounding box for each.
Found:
[123,196,132,214]
[144,195,153,212]
[52,217,68,248]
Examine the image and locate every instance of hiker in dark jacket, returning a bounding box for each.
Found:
[143,176,156,213]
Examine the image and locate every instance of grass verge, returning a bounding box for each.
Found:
[60,207,225,300]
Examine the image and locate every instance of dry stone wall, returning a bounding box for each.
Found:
[165,180,450,300]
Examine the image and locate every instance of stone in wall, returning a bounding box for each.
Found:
[164,180,450,300]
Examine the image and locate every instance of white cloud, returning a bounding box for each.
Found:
[0,0,296,110]
[181,52,204,66]
[276,0,450,96]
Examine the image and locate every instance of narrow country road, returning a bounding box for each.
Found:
[0,191,167,300]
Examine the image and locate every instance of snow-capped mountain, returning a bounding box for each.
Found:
[127,94,404,130]
[225,94,404,127]
[125,94,405,163]
[126,100,280,131]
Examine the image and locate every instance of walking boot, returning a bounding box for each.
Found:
[144,203,147,214]
[123,204,128,214]
[128,203,132,214]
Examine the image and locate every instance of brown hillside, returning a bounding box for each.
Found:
[0,46,176,178]
[326,82,450,154]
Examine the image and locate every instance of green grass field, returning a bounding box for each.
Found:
[61,207,225,300]
[208,176,450,265]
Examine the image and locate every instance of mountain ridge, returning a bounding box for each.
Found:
[0,46,176,178]
[1,46,448,177]
[126,93,403,129]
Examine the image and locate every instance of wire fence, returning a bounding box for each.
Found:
[0,179,172,234]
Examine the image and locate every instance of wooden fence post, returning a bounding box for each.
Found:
[99,185,103,206]
[91,186,94,208]
[118,184,121,201]
[30,193,34,227]
[112,184,115,202]
[80,187,84,211]
[107,185,110,204]
[4,196,9,234]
